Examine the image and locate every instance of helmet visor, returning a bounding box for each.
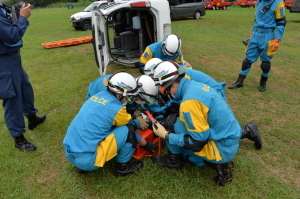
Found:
[108,80,139,96]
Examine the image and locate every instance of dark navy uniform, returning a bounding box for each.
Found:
[0,5,38,138]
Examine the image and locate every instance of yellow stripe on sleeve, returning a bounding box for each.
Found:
[140,47,153,65]
[275,1,285,19]
[180,99,209,133]
[113,107,131,126]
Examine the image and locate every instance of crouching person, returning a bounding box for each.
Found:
[151,62,261,186]
[63,71,144,176]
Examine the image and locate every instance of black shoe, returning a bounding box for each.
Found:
[152,152,182,169]
[229,74,246,89]
[14,134,37,151]
[115,161,143,176]
[204,160,234,186]
[259,76,268,92]
[27,114,46,130]
[241,122,262,150]
[74,167,89,174]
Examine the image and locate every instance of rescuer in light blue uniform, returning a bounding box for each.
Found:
[85,74,111,100]
[0,3,46,151]
[151,61,262,186]
[139,34,184,74]
[229,0,286,92]
[86,74,165,123]
[63,71,146,176]
[181,67,227,101]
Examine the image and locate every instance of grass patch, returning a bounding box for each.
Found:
[0,6,299,198]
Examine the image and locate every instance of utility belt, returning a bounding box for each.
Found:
[254,27,275,33]
[0,50,19,56]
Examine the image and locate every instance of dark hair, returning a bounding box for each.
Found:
[174,73,185,84]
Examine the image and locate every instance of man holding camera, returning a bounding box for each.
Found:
[0,3,46,151]
[229,0,286,92]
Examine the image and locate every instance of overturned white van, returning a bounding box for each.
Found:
[91,0,172,76]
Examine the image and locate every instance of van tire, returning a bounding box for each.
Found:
[194,11,201,19]
[81,20,91,31]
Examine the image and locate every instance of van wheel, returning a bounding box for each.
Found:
[194,11,201,19]
[81,21,91,31]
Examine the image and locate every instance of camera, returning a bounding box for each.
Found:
[242,38,249,46]
[17,1,28,8]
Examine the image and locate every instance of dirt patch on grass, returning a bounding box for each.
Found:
[257,153,300,191]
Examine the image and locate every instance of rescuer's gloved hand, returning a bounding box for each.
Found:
[271,39,280,52]
[136,115,150,130]
[152,122,169,139]
[140,141,158,152]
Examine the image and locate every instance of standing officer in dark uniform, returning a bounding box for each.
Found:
[0,2,46,151]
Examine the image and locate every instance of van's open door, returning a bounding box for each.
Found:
[92,7,110,76]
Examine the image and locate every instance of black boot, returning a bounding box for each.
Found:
[27,114,46,130]
[203,160,234,186]
[259,76,268,92]
[241,122,262,150]
[152,151,182,169]
[229,74,246,89]
[115,161,143,176]
[14,134,37,151]
[74,167,89,174]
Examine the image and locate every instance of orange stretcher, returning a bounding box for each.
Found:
[41,36,93,49]
[132,111,163,159]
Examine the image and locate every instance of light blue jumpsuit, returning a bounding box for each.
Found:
[63,90,136,171]
[240,0,286,77]
[184,68,227,101]
[140,41,184,70]
[0,6,38,137]
[167,79,241,166]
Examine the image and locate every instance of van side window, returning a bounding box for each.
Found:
[185,0,195,3]
[195,0,203,2]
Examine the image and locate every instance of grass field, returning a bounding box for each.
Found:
[0,6,299,199]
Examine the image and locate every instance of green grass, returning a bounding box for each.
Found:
[0,6,299,199]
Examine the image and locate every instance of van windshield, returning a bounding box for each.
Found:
[83,2,99,12]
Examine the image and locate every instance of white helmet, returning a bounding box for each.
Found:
[136,75,158,105]
[144,58,163,76]
[108,71,139,97]
[162,34,181,57]
[153,60,180,90]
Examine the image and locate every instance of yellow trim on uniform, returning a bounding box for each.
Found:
[180,99,209,132]
[184,74,191,80]
[140,47,153,65]
[194,140,222,161]
[276,1,285,19]
[94,134,118,167]
[113,107,131,126]
[174,54,184,65]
